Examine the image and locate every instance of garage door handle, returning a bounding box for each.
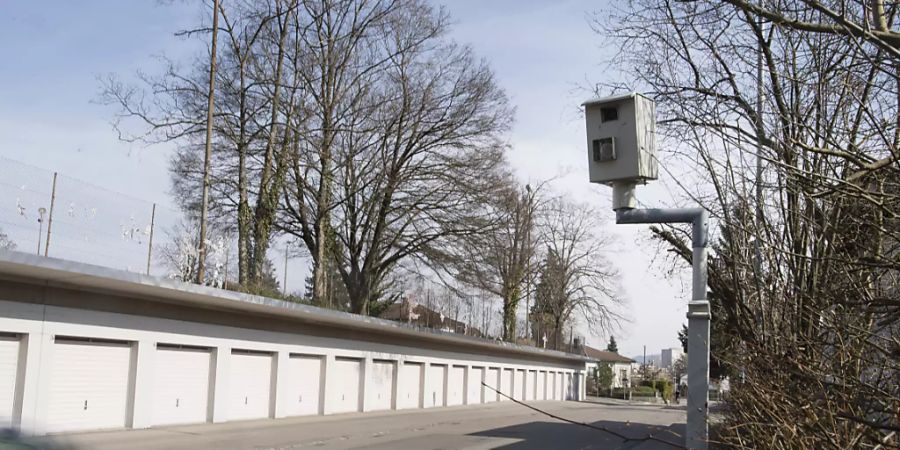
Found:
[84,400,88,411]
[245,396,248,405]
[176,398,179,407]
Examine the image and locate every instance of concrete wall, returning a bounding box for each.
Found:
[0,272,586,436]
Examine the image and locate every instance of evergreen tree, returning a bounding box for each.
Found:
[677,324,688,353]
[530,251,567,349]
[606,336,618,353]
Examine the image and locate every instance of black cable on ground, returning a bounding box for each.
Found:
[480,381,686,449]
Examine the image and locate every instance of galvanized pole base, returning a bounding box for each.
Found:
[614,191,710,450]
[686,301,711,449]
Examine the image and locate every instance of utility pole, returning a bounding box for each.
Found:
[524,183,533,343]
[44,172,57,257]
[146,203,156,275]
[36,207,47,256]
[196,0,220,284]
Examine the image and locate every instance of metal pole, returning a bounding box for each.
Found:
[615,201,710,450]
[146,203,156,275]
[36,220,43,255]
[524,184,533,342]
[44,172,57,257]
[282,242,289,297]
[687,212,710,450]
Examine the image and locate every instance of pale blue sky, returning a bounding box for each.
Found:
[0,0,689,357]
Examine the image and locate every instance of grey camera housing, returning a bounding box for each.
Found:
[583,92,658,185]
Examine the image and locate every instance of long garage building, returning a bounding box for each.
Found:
[0,251,587,436]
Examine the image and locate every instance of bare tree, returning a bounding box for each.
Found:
[597,0,899,448]
[281,0,513,315]
[101,0,301,292]
[440,175,540,342]
[531,198,623,350]
[278,0,407,307]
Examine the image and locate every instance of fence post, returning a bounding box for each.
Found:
[146,203,156,275]
[43,172,57,257]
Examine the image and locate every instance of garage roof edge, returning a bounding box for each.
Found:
[0,250,589,364]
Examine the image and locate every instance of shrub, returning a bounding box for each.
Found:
[632,385,656,396]
[655,379,673,400]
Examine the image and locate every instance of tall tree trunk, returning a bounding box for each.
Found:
[346,268,370,315]
[312,108,335,304]
[552,317,564,351]
[249,0,293,284]
[236,55,251,286]
[502,285,517,342]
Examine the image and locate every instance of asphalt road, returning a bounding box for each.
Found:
[30,399,687,450]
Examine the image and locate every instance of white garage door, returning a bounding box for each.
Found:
[398,362,422,409]
[551,372,558,400]
[283,355,322,416]
[500,369,513,401]
[46,337,131,433]
[553,372,563,400]
[0,335,20,428]
[152,345,211,426]
[564,373,572,400]
[526,371,536,401]
[514,369,525,401]
[330,357,361,414]
[424,364,445,408]
[485,368,499,402]
[366,360,394,411]
[536,371,545,400]
[228,350,272,421]
[446,366,465,406]
[467,367,483,405]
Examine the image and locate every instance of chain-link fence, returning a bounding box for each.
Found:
[0,156,196,280]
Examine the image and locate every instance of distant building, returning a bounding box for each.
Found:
[661,347,684,370]
[581,345,635,389]
[379,298,485,338]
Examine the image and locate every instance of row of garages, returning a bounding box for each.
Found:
[0,317,582,435]
[0,253,586,437]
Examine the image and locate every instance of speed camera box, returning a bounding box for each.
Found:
[583,92,658,184]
